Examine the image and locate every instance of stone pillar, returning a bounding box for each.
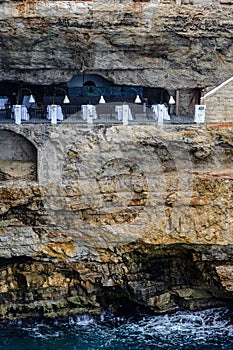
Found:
[51,104,57,124]
[14,105,21,125]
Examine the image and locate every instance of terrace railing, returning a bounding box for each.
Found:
[0,103,195,125]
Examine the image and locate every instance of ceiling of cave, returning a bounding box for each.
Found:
[0,0,232,89]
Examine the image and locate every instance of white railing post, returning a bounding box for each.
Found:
[87,104,93,124]
[143,102,146,113]
[158,104,164,126]
[122,104,129,125]
[14,105,21,125]
[51,104,57,124]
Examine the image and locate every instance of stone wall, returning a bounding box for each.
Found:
[0,122,232,319]
[204,78,233,123]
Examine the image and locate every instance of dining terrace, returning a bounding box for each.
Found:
[0,73,204,126]
[0,100,195,126]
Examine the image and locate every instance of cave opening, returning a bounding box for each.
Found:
[0,74,201,119]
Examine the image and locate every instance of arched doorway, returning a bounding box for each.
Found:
[83,81,96,87]
[0,130,37,181]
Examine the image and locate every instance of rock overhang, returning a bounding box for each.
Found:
[0,1,232,89]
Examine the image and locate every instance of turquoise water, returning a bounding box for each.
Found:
[0,308,233,350]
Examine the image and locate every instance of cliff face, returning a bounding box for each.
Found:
[0,0,232,88]
[0,0,232,320]
[0,123,232,319]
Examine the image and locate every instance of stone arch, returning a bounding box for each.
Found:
[0,129,37,181]
[83,80,96,87]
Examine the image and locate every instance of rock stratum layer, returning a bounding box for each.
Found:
[0,0,232,88]
[0,123,232,319]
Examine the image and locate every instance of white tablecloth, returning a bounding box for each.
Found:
[0,98,8,110]
[81,105,98,120]
[115,105,133,121]
[47,105,64,121]
[12,105,29,120]
[151,104,170,121]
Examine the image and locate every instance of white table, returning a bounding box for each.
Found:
[81,105,98,120]
[115,105,133,121]
[47,105,64,121]
[12,105,30,121]
[151,104,170,121]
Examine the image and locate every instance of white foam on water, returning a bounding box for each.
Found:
[69,314,96,327]
[3,307,233,349]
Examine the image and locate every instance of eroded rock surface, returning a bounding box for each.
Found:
[0,123,232,319]
[0,1,232,88]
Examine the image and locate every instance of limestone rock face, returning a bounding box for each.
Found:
[0,123,232,319]
[0,1,232,88]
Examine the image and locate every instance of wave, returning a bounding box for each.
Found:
[0,307,233,349]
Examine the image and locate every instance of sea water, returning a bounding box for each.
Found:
[0,307,233,350]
